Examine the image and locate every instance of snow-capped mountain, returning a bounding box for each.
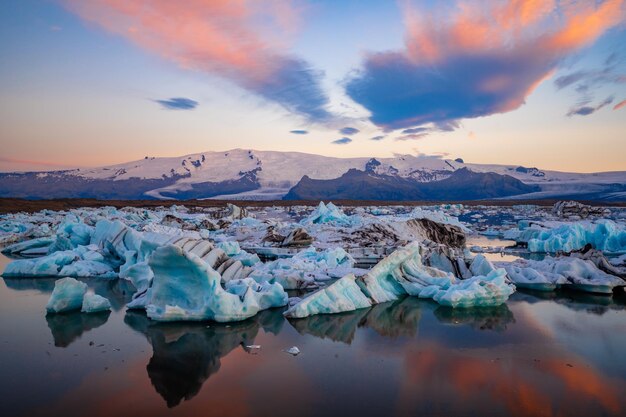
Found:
[0,149,624,201]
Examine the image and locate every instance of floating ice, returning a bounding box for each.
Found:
[469,254,497,277]
[512,220,626,254]
[48,221,94,252]
[144,245,287,322]
[46,277,88,313]
[286,242,515,318]
[4,251,79,277]
[217,240,241,256]
[408,207,470,232]
[301,202,352,226]
[504,256,625,293]
[1,237,55,256]
[427,269,514,308]
[284,274,372,318]
[81,293,112,313]
[284,346,300,356]
[247,246,361,290]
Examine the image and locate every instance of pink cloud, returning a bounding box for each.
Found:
[614,99,626,110]
[347,0,626,130]
[62,0,331,121]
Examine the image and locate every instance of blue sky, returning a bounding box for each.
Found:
[0,0,625,172]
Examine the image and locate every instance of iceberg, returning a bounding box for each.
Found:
[247,246,361,290]
[284,274,372,318]
[46,277,88,313]
[81,293,112,313]
[469,254,497,277]
[144,245,287,322]
[504,256,625,294]
[1,237,55,256]
[513,220,626,254]
[408,207,470,232]
[4,251,80,277]
[301,201,352,226]
[217,240,241,256]
[285,242,515,319]
[428,269,514,308]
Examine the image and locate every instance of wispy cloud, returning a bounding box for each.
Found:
[332,137,352,145]
[63,0,332,122]
[0,157,80,172]
[396,133,429,141]
[401,127,429,135]
[396,120,461,140]
[339,127,359,135]
[289,129,309,135]
[346,0,625,131]
[614,99,626,110]
[370,135,386,141]
[155,97,198,110]
[567,96,614,117]
[555,52,626,113]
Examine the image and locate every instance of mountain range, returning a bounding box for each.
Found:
[1,149,624,201]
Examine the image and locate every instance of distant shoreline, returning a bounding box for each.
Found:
[0,198,624,214]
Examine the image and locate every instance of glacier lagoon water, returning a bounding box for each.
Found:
[1,253,626,417]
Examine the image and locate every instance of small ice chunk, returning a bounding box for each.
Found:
[217,241,241,256]
[46,277,88,313]
[284,346,300,356]
[245,345,261,354]
[81,293,112,313]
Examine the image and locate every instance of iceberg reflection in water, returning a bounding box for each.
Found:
[124,309,284,408]
[1,270,626,416]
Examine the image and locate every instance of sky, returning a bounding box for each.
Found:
[0,0,625,173]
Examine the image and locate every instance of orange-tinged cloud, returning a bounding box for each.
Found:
[348,0,626,130]
[405,0,625,63]
[614,99,626,110]
[549,0,625,50]
[62,0,332,121]
[63,0,289,82]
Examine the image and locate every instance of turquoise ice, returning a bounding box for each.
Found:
[46,277,88,313]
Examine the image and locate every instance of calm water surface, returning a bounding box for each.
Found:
[1,253,626,417]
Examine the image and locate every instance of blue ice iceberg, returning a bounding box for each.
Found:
[46,277,88,313]
[426,269,514,308]
[511,220,626,253]
[301,202,352,226]
[4,251,80,277]
[1,237,56,256]
[285,242,515,318]
[284,274,372,318]
[144,245,288,322]
[81,293,112,313]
